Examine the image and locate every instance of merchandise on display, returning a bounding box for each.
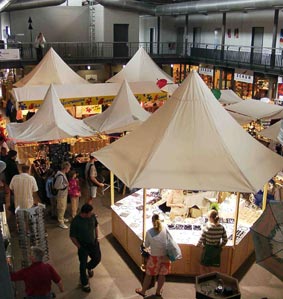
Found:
[112,189,262,247]
[16,205,49,268]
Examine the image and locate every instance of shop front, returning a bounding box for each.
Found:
[253,73,277,101]
[275,76,283,106]
[234,69,254,99]
[198,65,214,89]
[213,68,233,90]
[171,64,199,83]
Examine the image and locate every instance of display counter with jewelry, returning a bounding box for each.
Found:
[111,189,261,276]
[0,205,12,267]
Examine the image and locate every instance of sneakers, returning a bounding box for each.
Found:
[58,223,68,229]
[82,284,91,293]
[87,269,94,278]
[64,218,69,223]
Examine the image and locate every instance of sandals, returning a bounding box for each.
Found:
[135,288,146,297]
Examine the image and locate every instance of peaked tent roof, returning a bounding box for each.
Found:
[259,120,281,142]
[228,111,254,125]
[161,84,179,96]
[106,47,173,84]
[219,89,243,105]
[83,80,151,134]
[7,85,95,142]
[93,71,283,193]
[225,99,283,119]
[14,48,88,87]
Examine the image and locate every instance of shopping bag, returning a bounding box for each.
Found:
[166,229,182,262]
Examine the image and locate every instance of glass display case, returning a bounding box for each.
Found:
[111,189,259,276]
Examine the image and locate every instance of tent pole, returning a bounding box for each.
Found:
[110,171,114,206]
[142,188,147,241]
[262,182,268,211]
[232,192,241,247]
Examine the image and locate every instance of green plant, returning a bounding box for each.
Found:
[210,202,219,211]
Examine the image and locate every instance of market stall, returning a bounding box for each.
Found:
[84,80,151,134]
[93,71,283,276]
[111,189,257,276]
[12,81,165,118]
[12,47,166,118]
[7,84,109,165]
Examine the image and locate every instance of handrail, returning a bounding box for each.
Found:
[2,41,283,75]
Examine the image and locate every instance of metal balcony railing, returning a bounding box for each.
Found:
[3,41,283,74]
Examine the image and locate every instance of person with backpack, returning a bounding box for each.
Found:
[54,162,71,229]
[84,153,104,205]
[45,169,57,219]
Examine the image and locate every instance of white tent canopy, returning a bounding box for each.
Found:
[14,48,87,87]
[83,80,151,134]
[93,71,283,193]
[226,99,283,119]
[106,47,173,84]
[161,84,179,96]
[12,81,162,105]
[228,111,254,125]
[7,84,95,142]
[219,90,243,105]
[259,121,281,142]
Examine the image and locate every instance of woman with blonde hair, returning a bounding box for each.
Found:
[135,214,171,297]
[197,209,228,273]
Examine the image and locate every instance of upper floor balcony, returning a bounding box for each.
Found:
[1,41,283,76]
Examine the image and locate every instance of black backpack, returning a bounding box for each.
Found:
[50,174,65,195]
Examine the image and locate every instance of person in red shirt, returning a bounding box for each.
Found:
[10,246,64,299]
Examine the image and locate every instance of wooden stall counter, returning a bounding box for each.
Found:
[111,189,256,276]
[15,135,109,164]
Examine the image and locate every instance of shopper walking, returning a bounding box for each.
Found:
[10,246,64,299]
[54,161,70,229]
[197,209,228,273]
[34,32,46,62]
[9,164,38,209]
[135,214,171,298]
[70,203,101,293]
[84,153,104,204]
[68,170,81,219]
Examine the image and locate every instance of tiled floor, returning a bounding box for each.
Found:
[9,187,283,299]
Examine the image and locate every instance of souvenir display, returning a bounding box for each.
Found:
[16,205,49,267]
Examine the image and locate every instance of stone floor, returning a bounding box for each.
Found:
[8,186,283,299]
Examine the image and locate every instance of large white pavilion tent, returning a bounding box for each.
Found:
[93,71,283,193]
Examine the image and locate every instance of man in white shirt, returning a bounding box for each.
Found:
[9,165,38,209]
